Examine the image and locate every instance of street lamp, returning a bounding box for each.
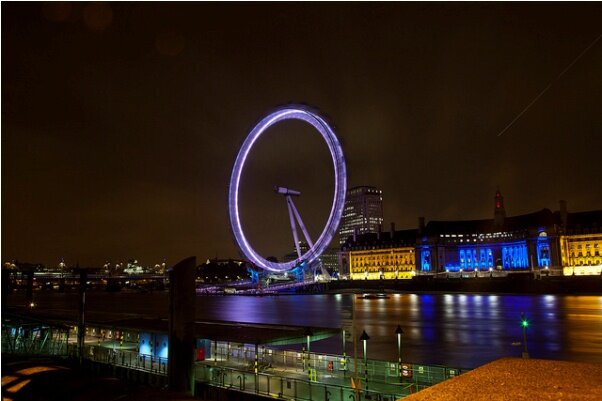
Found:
[342,328,347,372]
[305,327,313,372]
[359,330,370,388]
[395,325,404,378]
[521,313,529,359]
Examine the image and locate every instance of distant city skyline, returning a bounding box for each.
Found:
[3,3,601,267]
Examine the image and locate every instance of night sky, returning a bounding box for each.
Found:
[3,2,601,268]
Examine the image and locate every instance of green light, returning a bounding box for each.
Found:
[521,320,529,328]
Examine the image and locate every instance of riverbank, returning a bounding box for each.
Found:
[325,274,602,295]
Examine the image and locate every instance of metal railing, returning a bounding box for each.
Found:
[83,345,168,375]
[195,363,414,401]
[196,341,467,400]
[209,342,465,386]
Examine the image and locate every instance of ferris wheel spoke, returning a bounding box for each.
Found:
[286,196,303,259]
[288,196,314,249]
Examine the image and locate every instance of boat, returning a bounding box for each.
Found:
[358,293,390,299]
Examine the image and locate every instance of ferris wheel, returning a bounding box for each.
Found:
[228,106,347,273]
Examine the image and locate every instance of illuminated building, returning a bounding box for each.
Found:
[340,191,601,278]
[559,206,602,276]
[417,196,602,275]
[342,225,418,280]
[416,191,562,273]
[339,186,384,245]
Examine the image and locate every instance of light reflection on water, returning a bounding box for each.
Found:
[200,293,602,368]
[13,291,602,368]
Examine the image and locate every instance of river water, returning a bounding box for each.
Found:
[12,291,602,368]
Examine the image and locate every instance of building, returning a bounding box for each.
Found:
[416,207,561,273]
[281,241,310,263]
[319,247,341,276]
[416,194,602,275]
[339,186,384,245]
[558,204,602,276]
[342,224,418,280]
[341,190,602,279]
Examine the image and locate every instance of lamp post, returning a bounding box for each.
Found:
[305,328,313,373]
[395,325,404,379]
[521,313,529,359]
[359,330,370,388]
[342,328,347,373]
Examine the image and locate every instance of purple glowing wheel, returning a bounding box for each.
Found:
[228,106,347,272]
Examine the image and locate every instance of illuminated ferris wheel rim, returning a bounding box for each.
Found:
[228,106,347,273]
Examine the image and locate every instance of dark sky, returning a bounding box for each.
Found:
[3,2,602,268]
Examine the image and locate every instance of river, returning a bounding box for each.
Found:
[9,291,602,368]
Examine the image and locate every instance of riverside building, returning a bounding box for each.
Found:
[341,191,602,279]
[343,224,417,280]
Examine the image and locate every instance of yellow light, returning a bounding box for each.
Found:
[15,366,59,376]
[5,379,31,393]
[1,376,18,386]
[563,265,602,276]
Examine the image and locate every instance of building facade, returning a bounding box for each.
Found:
[415,207,561,274]
[341,225,418,280]
[339,186,384,245]
[341,192,602,279]
[558,208,602,275]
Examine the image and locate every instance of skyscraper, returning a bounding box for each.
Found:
[339,186,384,245]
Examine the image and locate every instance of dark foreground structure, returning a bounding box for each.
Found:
[0,356,195,401]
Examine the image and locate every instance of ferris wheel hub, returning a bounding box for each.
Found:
[275,186,301,196]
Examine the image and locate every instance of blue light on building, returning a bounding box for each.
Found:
[156,334,168,359]
[537,233,551,267]
[501,242,529,269]
[139,332,168,358]
[139,332,152,356]
[247,267,260,284]
[444,241,531,272]
[421,247,431,271]
[451,247,495,271]
[291,262,306,281]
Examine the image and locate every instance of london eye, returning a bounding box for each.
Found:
[228,106,347,273]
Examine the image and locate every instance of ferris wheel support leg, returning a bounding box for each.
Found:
[287,196,303,259]
[289,197,315,248]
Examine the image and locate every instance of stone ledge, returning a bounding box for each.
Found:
[403,357,602,401]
